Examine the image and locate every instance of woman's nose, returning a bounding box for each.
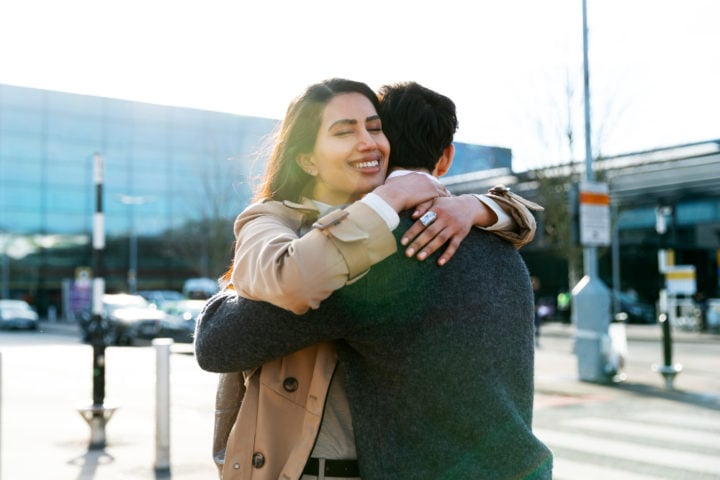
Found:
[357,129,377,150]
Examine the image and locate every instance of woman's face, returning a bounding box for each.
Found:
[300,92,390,205]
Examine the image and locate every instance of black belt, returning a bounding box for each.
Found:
[302,458,359,477]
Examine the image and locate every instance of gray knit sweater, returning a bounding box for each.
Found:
[195,223,553,479]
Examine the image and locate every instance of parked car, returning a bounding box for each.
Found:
[0,299,39,330]
[614,292,657,324]
[159,299,207,343]
[80,293,172,345]
[137,290,185,309]
[182,278,219,299]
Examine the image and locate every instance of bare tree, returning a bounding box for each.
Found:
[163,138,258,280]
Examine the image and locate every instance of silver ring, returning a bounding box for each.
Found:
[419,210,437,227]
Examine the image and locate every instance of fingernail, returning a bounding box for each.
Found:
[406,247,415,256]
[418,252,426,260]
[438,258,446,266]
[401,237,408,246]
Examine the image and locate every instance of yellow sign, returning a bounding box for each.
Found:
[665,265,696,295]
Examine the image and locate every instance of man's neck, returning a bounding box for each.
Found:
[386,168,436,179]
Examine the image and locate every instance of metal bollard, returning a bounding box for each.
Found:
[652,309,683,389]
[154,338,173,474]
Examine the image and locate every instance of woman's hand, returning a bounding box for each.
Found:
[373,173,449,213]
[401,194,497,266]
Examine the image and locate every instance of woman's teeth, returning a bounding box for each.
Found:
[354,160,379,169]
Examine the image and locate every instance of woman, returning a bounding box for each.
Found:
[205,78,536,479]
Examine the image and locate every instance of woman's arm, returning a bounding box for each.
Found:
[230,173,448,314]
[231,200,396,314]
[400,185,544,265]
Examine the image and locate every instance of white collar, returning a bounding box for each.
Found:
[386,169,440,184]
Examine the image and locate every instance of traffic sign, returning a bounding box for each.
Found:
[579,181,610,246]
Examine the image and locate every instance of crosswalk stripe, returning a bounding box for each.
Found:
[552,458,662,480]
[634,411,720,431]
[564,417,720,448]
[536,429,720,474]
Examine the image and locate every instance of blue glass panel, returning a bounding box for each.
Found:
[676,201,717,224]
[47,114,103,142]
[0,85,45,109]
[2,157,42,183]
[46,188,90,213]
[1,132,44,160]
[133,122,168,146]
[47,139,97,165]
[45,212,87,234]
[48,91,104,115]
[3,209,41,232]
[105,118,134,149]
[47,159,93,188]
[0,107,44,133]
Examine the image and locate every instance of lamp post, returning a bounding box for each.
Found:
[117,195,153,293]
[571,0,614,383]
[653,205,682,389]
[77,152,116,449]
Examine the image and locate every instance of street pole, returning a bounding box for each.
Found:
[571,0,614,383]
[77,153,116,449]
[653,208,683,389]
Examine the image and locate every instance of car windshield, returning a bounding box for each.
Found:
[0,301,33,312]
[103,294,149,313]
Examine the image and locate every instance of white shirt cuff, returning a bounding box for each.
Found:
[475,194,512,231]
[360,192,400,230]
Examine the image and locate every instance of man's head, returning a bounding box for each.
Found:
[378,81,458,175]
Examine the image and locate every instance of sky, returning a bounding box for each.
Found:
[1,0,718,172]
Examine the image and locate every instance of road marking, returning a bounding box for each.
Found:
[634,411,720,431]
[535,429,720,474]
[564,417,720,448]
[552,459,661,480]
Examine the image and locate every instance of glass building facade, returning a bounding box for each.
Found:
[1,84,277,313]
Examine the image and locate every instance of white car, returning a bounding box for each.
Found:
[81,293,169,345]
[0,299,39,330]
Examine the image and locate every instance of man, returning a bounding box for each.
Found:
[196,82,552,479]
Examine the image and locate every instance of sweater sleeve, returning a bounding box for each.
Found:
[194,290,345,372]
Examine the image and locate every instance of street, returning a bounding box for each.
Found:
[1,322,719,479]
[534,325,720,480]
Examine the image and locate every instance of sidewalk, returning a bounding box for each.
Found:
[534,321,720,408]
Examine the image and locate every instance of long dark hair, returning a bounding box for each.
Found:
[253,78,381,203]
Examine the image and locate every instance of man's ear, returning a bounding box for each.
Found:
[433,144,455,178]
[297,154,318,176]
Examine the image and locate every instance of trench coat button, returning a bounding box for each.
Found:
[489,184,511,195]
[283,377,299,392]
[252,452,265,468]
[233,463,241,470]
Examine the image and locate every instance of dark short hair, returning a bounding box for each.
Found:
[379,81,458,172]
